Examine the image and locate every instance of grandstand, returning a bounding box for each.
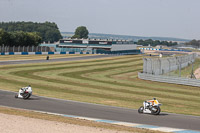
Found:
[56,38,140,54]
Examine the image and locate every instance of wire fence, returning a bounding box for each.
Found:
[0,46,52,52]
[139,53,199,86]
[138,72,200,87]
[143,53,197,75]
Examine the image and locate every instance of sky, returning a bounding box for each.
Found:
[0,0,200,40]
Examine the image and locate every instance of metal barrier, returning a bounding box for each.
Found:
[143,54,197,75]
[0,46,51,52]
[0,51,95,55]
[138,72,200,87]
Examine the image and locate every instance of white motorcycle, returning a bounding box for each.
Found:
[138,98,162,115]
[15,85,32,99]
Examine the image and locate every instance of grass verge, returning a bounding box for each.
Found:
[0,55,199,116]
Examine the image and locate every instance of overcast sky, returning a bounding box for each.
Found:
[0,0,200,40]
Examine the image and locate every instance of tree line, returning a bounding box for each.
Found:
[185,39,200,48]
[0,21,62,43]
[0,29,42,46]
[137,39,178,47]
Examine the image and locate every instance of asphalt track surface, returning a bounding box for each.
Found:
[1,90,200,131]
[0,55,118,65]
[0,55,200,131]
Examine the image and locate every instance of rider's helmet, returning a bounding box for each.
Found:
[153,98,156,100]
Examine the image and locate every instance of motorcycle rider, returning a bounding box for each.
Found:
[18,85,31,98]
[139,98,161,115]
[143,98,157,109]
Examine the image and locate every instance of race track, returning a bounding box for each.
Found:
[0,55,117,65]
[0,55,200,132]
[0,90,200,131]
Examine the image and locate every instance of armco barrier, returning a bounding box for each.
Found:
[139,48,192,52]
[28,52,36,55]
[48,52,54,54]
[60,52,66,54]
[35,52,42,55]
[9,52,14,55]
[138,72,200,87]
[0,51,96,55]
[69,52,75,54]
[21,52,28,55]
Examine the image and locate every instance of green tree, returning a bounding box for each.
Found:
[154,40,161,46]
[0,21,62,42]
[137,39,145,46]
[0,29,42,47]
[137,39,177,47]
[0,29,4,45]
[185,39,200,48]
[0,29,11,46]
[72,26,89,39]
[145,39,154,46]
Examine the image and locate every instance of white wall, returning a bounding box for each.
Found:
[111,44,137,51]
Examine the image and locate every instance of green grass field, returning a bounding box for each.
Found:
[0,55,199,116]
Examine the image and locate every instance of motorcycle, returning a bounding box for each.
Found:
[138,98,162,115]
[15,85,32,99]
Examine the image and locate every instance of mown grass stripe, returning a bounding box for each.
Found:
[6,58,200,104]
[0,77,144,103]
[5,63,200,107]
[0,55,142,70]
[0,55,199,116]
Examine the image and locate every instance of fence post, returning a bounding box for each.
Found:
[167,59,171,76]
[190,63,196,79]
[143,58,147,73]
[158,58,162,75]
[149,58,153,74]
[179,60,181,77]
[2,44,4,52]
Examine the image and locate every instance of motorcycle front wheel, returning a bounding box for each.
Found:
[138,106,144,113]
[151,106,161,115]
[23,93,31,99]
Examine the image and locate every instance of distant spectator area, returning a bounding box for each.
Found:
[57,38,140,54]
